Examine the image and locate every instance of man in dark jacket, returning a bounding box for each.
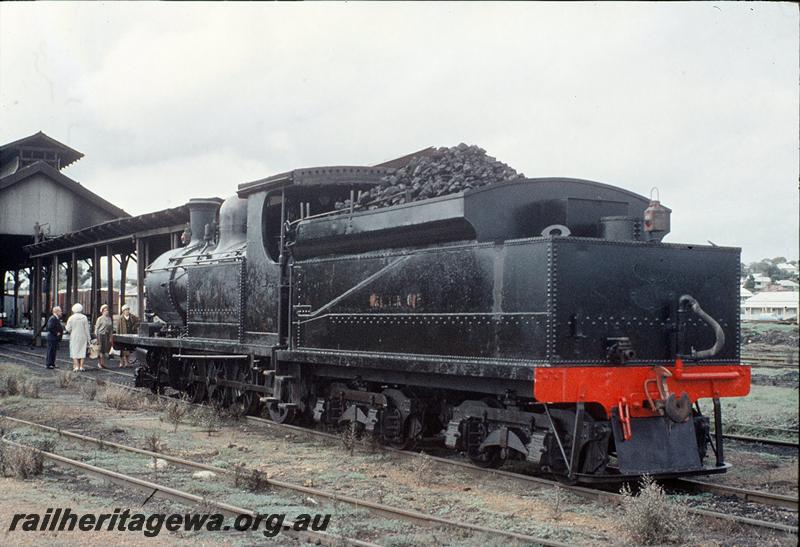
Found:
[45,306,64,369]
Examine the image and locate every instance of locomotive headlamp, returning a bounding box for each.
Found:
[644,186,671,234]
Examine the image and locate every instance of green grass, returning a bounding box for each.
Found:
[702,384,799,436]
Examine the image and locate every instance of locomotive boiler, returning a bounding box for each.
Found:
[117,164,750,482]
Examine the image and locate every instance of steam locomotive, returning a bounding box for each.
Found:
[116,164,750,482]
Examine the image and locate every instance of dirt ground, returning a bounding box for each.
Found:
[0,360,797,546]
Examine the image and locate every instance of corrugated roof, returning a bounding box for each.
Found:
[742,291,799,307]
[23,204,188,256]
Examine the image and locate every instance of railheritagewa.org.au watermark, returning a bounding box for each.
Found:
[6,508,331,538]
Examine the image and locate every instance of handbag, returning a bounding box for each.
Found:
[88,340,99,359]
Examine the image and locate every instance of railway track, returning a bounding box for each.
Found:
[742,352,799,369]
[0,438,376,547]
[0,416,569,546]
[723,433,799,448]
[675,478,798,512]
[1,345,798,536]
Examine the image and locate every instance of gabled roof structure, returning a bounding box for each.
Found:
[0,131,84,170]
[0,160,128,219]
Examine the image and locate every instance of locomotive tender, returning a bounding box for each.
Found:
[117,163,751,482]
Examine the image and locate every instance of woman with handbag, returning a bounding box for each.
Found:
[94,304,113,370]
[65,303,90,371]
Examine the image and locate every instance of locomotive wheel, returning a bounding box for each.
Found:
[231,366,260,416]
[267,379,297,424]
[206,362,226,408]
[184,361,206,404]
[268,403,296,424]
[464,402,506,469]
[381,389,422,450]
[468,446,505,469]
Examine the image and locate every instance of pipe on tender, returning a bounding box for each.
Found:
[678,294,726,360]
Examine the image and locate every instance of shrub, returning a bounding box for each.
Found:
[620,475,692,545]
[102,385,140,410]
[0,440,55,479]
[192,407,221,437]
[21,378,41,399]
[162,399,190,432]
[80,382,98,401]
[0,372,21,396]
[54,370,76,389]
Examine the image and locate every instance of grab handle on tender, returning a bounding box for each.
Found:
[677,294,725,360]
[673,358,740,380]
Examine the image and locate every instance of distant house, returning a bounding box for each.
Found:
[739,287,754,316]
[752,274,772,291]
[777,279,799,291]
[777,263,799,274]
[742,291,799,323]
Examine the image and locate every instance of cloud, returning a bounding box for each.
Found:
[1,2,797,262]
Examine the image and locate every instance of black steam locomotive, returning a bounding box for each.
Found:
[117,164,750,482]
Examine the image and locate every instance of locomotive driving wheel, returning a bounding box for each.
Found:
[184,360,206,404]
[206,361,226,408]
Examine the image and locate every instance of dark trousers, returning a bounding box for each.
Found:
[46,336,59,368]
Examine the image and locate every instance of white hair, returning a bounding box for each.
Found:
[71,303,83,314]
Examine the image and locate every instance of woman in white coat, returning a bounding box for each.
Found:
[65,303,90,371]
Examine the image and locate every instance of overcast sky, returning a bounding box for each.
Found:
[1,2,797,263]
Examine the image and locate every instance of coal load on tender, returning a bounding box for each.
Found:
[334,143,525,211]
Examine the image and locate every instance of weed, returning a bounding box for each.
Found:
[413,453,435,486]
[0,372,21,396]
[223,402,246,421]
[233,462,247,488]
[340,421,359,456]
[162,399,190,432]
[143,431,165,453]
[193,407,221,436]
[142,431,163,481]
[80,382,98,401]
[21,378,41,399]
[0,439,55,479]
[549,485,564,521]
[54,370,76,389]
[102,385,140,410]
[620,475,692,545]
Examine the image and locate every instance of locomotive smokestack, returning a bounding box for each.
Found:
[187,198,223,246]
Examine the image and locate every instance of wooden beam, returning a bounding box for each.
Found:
[106,244,114,315]
[92,246,101,320]
[28,224,186,259]
[51,255,59,312]
[69,251,77,313]
[135,238,146,317]
[120,254,129,309]
[13,270,20,328]
[0,269,5,318]
[32,259,42,346]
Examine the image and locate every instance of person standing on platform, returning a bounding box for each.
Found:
[116,304,139,368]
[65,303,90,371]
[94,304,113,369]
[44,306,63,369]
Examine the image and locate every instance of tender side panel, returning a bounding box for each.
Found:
[551,239,740,365]
[292,240,550,362]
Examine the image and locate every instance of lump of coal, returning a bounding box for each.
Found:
[333,143,524,211]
